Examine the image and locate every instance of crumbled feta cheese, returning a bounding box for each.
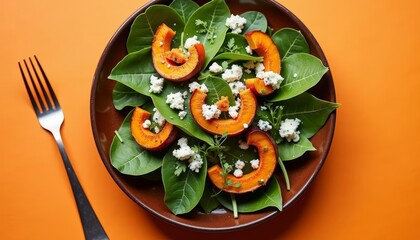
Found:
[152,109,166,126]
[257,120,272,131]
[255,62,265,76]
[209,62,223,73]
[238,139,249,150]
[233,169,243,178]
[188,154,203,173]
[166,92,185,110]
[228,98,241,119]
[178,111,187,120]
[250,159,260,169]
[258,71,284,90]
[142,119,151,129]
[149,75,164,94]
[228,81,246,96]
[184,35,200,49]
[225,14,247,34]
[221,64,243,82]
[235,160,245,170]
[202,104,221,120]
[246,46,252,55]
[260,105,267,111]
[188,81,208,93]
[243,123,249,129]
[154,126,160,134]
[279,118,302,142]
[172,138,196,161]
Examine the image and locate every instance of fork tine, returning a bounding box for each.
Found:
[33,55,60,109]
[18,61,41,115]
[29,56,54,110]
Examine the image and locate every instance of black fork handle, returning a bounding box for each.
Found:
[51,129,109,240]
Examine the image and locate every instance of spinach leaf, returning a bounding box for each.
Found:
[202,76,235,105]
[169,0,199,23]
[108,47,155,97]
[240,11,267,34]
[127,5,184,53]
[213,53,261,62]
[110,109,163,175]
[269,53,329,101]
[272,28,310,59]
[162,140,207,215]
[213,33,261,62]
[199,181,220,213]
[280,92,340,138]
[216,177,282,212]
[279,135,316,161]
[150,81,213,145]
[183,0,230,68]
[112,83,149,110]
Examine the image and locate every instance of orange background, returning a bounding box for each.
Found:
[1,0,420,239]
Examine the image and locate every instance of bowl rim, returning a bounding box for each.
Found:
[90,0,337,232]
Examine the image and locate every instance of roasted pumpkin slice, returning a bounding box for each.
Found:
[190,89,257,136]
[208,128,278,193]
[131,107,178,151]
[152,23,205,81]
[245,30,281,96]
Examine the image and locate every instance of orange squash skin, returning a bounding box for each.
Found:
[131,107,178,151]
[207,128,278,193]
[152,23,205,82]
[190,89,257,136]
[245,30,281,96]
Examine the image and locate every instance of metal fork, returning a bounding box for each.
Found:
[18,56,109,240]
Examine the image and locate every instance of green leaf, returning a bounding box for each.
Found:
[199,181,220,213]
[108,47,155,97]
[213,53,261,62]
[269,53,329,101]
[280,92,340,138]
[183,0,230,68]
[216,177,282,212]
[112,83,149,110]
[240,11,267,34]
[162,140,207,215]
[272,28,310,59]
[169,0,199,23]
[279,135,316,161]
[110,110,163,175]
[127,5,184,53]
[202,76,235,104]
[150,81,213,145]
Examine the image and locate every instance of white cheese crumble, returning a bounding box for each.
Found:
[209,62,224,73]
[243,123,249,129]
[279,118,302,142]
[250,159,260,169]
[260,105,267,111]
[255,62,265,76]
[202,104,221,120]
[166,92,185,110]
[238,139,249,150]
[245,46,252,55]
[258,71,284,90]
[228,81,246,96]
[188,81,208,93]
[152,108,166,126]
[225,14,247,34]
[178,111,187,120]
[228,98,241,119]
[233,169,243,178]
[188,154,203,173]
[172,138,196,161]
[257,120,272,131]
[149,75,164,94]
[142,119,151,129]
[235,160,245,170]
[221,64,243,82]
[184,35,200,49]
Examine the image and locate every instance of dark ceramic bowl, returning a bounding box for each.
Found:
[91,0,336,232]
